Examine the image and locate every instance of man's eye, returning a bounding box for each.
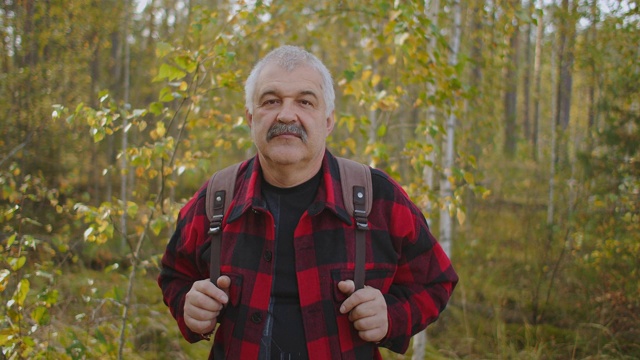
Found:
[263,99,279,106]
[300,100,313,106]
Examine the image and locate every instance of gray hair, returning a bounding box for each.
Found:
[244,45,335,117]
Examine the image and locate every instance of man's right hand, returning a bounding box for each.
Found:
[184,276,231,335]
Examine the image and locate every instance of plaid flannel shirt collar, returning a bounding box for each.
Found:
[225,150,352,226]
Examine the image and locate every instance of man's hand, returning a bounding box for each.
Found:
[184,276,231,335]
[338,280,388,343]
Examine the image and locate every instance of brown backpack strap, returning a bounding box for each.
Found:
[336,157,372,290]
[205,159,372,290]
[205,162,241,283]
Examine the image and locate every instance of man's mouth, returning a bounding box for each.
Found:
[267,123,308,143]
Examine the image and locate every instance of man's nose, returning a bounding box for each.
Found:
[277,100,297,123]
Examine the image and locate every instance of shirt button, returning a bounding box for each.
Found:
[250,312,263,324]
[263,250,273,262]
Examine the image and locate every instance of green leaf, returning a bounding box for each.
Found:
[377,124,387,138]
[149,102,164,115]
[6,233,16,247]
[126,201,139,219]
[175,55,197,73]
[9,256,26,271]
[150,218,165,236]
[92,128,105,143]
[31,306,50,325]
[104,263,120,274]
[155,63,186,82]
[0,328,16,347]
[343,70,356,82]
[13,279,30,307]
[463,171,475,185]
[159,86,175,102]
[39,289,59,306]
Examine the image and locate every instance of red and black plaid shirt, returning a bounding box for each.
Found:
[158,151,458,359]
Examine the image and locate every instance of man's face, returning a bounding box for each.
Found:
[247,62,334,169]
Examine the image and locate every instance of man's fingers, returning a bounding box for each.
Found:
[339,283,377,314]
[338,280,358,314]
[357,327,387,343]
[194,278,229,305]
[338,279,355,295]
[184,278,232,334]
[337,284,389,343]
[216,275,231,291]
[347,301,378,321]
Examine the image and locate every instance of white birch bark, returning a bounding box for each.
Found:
[440,0,460,259]
[414,0,459,358]
[533,0,544,161]
[118,1,132,358]
[422,0,439,220]
[547,13,557,227]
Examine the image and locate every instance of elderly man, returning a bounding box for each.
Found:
[158,45,458,360]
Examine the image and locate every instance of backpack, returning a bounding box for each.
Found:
[205,157,372,290]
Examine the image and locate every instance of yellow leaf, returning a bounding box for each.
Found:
[362,70,372,81]
[14,279,30,307]
[456,208,466,225]
[463,171,475,185]
[156,122,166,138]
[372,74,381,87]
[0,269,10,292]
[388,55,397,65]
[343,83,354,96]
[345,138,357,154]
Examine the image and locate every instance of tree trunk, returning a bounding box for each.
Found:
[440,0,460,261]
[118,0,132,358]
[586,0,598,148]
[421,0,439,220]
[555,0,577,131]
[522,0,535,144]
[532,1,544,161]
[414,0,441,357]
[547,20,558,228]
[503,0,520,157]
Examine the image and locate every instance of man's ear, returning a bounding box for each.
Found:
[326,111,335,135]
[245,109,253,128]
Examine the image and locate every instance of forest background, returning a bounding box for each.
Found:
[1,0,638,359]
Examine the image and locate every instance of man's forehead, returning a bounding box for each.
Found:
[259,63,323,85]
[255,63,325,97]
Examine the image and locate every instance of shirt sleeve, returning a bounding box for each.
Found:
[157,184,211,343]
[373,172,458,353]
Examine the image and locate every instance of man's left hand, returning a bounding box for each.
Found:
[338,280,389,343]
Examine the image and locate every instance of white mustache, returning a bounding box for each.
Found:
[267,123,308,143]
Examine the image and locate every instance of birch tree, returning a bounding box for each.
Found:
[413,1,441,356]
[522,0,535,145]
[555,0,578,131]
[503,0,520,157]
[532,1,544,160]
[440,0,461,259]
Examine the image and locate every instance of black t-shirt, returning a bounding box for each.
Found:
[260,171,321,360]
